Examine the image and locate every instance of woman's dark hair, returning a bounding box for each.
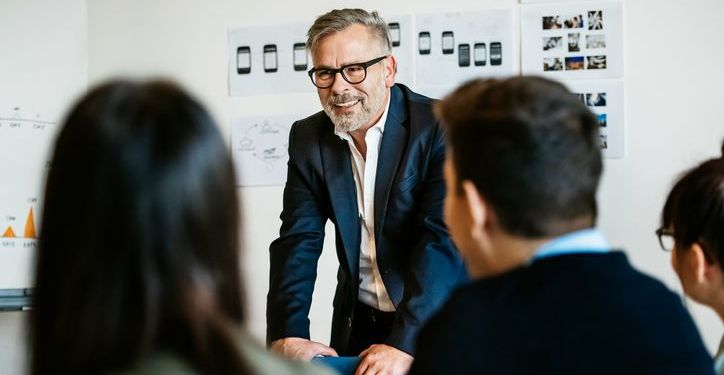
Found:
[30,80,251,374]
[662,138,724,267]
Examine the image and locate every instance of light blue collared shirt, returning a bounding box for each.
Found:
[531,228,610,262]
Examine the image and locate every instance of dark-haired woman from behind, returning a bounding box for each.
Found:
[29,80,334,375]
[659,138,724,374]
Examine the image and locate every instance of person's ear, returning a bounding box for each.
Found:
[461,180,488,242]
[691,243,723,286]
[384,55,397,87]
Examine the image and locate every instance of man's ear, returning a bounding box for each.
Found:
[384,55,397,87]
[691,243,724,286]
[461,180,488,241]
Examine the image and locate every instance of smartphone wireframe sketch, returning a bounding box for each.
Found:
[473,43,486,66]
[458,44,470,67]
[442,31,454,55]
[236,46,251,74]
[388,22,401,47]
[293,43,307,71]
[418,31,431,55]
[263,44,278,73]
[490,42,502,66]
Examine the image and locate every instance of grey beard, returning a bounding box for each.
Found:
[325,95,369,133]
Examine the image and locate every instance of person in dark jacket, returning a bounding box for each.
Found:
[409,76,714,375]
[266,8,467,375]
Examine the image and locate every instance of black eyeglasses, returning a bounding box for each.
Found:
[308,56,387,89]
[655,227,676,252]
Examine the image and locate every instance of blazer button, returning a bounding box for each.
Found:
[347,317,352,327]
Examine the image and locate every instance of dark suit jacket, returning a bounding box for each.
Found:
[266,84,467,355]
[410,252,714,375]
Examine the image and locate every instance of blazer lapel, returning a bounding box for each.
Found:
[321,128,360,280]
[374,85,409,242]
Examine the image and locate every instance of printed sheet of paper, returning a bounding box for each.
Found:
[414,8,518,98]
[231,115,299,186]
[521,1,623,80]
[565,79,624,158]
[0,0,87,288]
[228,23,313,96]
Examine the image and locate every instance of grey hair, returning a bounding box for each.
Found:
[307,9,392,56]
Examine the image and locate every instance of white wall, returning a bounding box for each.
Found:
[2,1,723,373]
[599,0,724,349]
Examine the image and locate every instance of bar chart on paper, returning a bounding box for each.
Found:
[0,107,56,289]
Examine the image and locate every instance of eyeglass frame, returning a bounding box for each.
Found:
[307,55,388,89]
[655,227,676,252]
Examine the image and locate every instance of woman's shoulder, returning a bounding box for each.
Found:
[111,352,197,375]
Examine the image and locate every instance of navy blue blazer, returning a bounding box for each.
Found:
[266,84,467,354]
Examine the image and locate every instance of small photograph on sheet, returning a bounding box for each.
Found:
[586,34,606,49]
[543,36,563,51]
[563,14,584,29]
[588,10,604,30]
[568,32,581,52]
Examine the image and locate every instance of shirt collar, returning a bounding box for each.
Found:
[334,91,391,141]
[531,228,610,261]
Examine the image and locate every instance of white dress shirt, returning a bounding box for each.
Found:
[334,97,395,312]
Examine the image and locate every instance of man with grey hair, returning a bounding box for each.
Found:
[267,8,467,375]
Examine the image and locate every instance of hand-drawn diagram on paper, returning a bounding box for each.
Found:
[231,115,299,186]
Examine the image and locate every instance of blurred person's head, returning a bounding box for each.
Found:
[660,139,724,319]
[436,76,601,278]
[30,80,249,374]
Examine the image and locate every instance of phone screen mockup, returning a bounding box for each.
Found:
[418,32,431,55]
[442,31,454,54]
[237,46,251,74]
[458,44,470,67]
[474,43,486,66]
[263,44,278,73]
[293,43,307,71]
[389,23,401,47]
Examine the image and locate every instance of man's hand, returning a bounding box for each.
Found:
[270,337,338,361]
[355,344,413,375]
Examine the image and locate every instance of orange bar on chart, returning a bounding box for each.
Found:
[2,226,16,238]
[24,207,36,238]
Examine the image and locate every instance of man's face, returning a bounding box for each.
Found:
[312,24,394,133]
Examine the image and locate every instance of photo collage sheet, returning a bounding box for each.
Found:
[522,1,624,158]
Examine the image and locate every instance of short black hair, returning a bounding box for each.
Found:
[436,76,602,238]
[662,139,724,266]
